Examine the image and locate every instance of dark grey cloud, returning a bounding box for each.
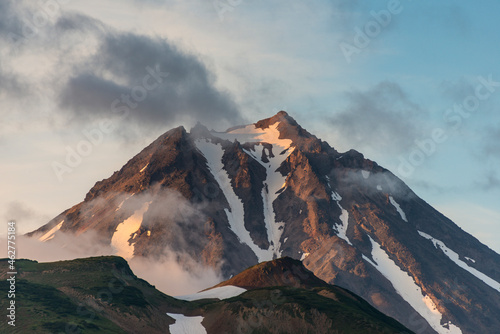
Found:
[328,81,426,153]
[1,0,244,136]
[59,30,244,132]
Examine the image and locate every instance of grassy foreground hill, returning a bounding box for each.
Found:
[0,256,412,333]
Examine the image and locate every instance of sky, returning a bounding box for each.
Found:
[1,0,499,253]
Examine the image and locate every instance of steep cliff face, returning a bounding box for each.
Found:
[29,111,500,334]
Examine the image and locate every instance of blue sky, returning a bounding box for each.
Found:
[1,0,499,252]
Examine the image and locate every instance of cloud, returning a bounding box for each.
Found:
[0,231,222,295]
[1,0,244,140]
[474,171,500,191]
[328,81,426,154]
[4,201,37,222]
[0,1,24,41]
[5,232,115,262]
[419,3,470,37]
[3,201,51,232]
[481,124,500,159]
[336,169,415,200]
[439,77,477,103]
[58,29,244,134]
[0,1,35,99]
[0,62,28,99]
[12,186,225,295]
[128,253,223,296]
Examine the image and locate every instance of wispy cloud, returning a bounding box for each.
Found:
[328,81,427,154]
[474,170,500,191]
[3,201,51,232]
[480,124,500,159]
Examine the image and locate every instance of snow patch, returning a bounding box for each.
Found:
[465,256,476,263]
[140,163,149,173]
[212,123,293,150]
[389,196,408,222]
[361,170,370,179]
[330,191,342,201]
[364,235,462,334]
[329,191,352,245]
[242,148,259,160]
[111,202,150,260]
[335,204,352,246]
[175,285,246,301]
[300,252,310,261]
[258,142,290,259]
[201,122,295,260]
[167,313,206,334]
[217,122,294,259]
[196,139,273,262]
[418,231,500,293]
[377,185,383,191]
[38,220,64,242]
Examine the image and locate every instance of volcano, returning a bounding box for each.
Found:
[29,111,500,333]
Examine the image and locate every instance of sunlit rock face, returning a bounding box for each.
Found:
[29,111,500,334]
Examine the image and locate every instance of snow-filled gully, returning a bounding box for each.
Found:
[363,236,462,334]
[195,122,294,262]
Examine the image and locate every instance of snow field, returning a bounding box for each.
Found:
[38,220,64,242]
[167,313,207,334]
[111,201,150,260]
[363,236,462,334]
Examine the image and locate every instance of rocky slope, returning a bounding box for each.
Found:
[29,111,500,333]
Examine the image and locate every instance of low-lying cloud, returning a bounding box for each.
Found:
[2,186,225,296]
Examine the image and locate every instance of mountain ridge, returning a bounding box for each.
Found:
[0,255,414,333]
[28,111,500,334]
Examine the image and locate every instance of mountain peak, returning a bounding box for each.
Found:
[213,256,329,290]
[255,110,297,130]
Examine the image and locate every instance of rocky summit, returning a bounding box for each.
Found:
[30,111,500,334]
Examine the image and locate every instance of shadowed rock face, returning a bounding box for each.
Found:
[30,111,500,334]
